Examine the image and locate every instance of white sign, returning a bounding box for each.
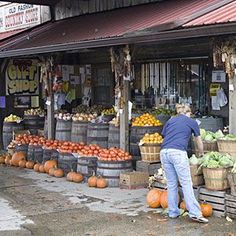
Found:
[0,3,41,32]
[212,70,226,83]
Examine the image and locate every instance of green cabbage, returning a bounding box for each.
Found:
[214,130,224,139]
[204,134,215,142]
[189,154,200,165]
[200,129,206,139]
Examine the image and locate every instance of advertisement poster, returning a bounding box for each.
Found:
[6,59,39,96]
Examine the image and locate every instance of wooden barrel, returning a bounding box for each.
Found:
[130,126,163,159]
[58,152,77,175]
[27,145,43,163]
[71,121,88,143]
[55,119,72,141]
[77,156,97,180]
[108,124,120,148]
[43,149,59,163]
[2,121,24,150]
[24,115,44,135]
[97,160,133,187]
[44,117,56,138]
[87,123,109,148]
[15,144,28,158]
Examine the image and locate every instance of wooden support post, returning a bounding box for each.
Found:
[229,78,236,134]
[120,79,130,151]
[47,71,55,140]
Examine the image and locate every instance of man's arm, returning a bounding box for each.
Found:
[194,136,204,156]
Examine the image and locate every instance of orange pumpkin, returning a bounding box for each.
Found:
[160,191,168,209]
[34,163,40,172]
[26,161,35,169]
[180,201,187,211]
[5,155,11,165]
[18,160,27,168]
[200,203,213,217]
[39,164,45,173]
[73,173,84,183]
[54,168,64,178]
[88,176,97,187]
[146,189,162,208]
[48,167,56,176]
[0,155,6,164]
[96,177,108,188]
[66,171,76,182]
[11,152,26,167]
[9,159,14,166]
[44,160,57,173]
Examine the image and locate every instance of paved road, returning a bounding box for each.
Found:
[0,166,235,236]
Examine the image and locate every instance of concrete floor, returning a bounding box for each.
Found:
[0,165,235,236]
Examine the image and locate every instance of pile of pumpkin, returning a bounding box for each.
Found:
[146,188,213,218]
[0,151,108,188]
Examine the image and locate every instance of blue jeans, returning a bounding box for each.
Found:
[160,148,202,218]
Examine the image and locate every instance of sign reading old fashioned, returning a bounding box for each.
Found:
[6,60,39,95]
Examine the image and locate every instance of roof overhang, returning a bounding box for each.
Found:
[1,23,236,58]
[5,0,59,6]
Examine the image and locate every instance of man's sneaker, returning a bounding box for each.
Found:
[190,216,209,223]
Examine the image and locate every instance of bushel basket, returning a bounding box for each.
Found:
[203,167,231,191]
[192,140,218,156]
[217,139,236,161]
[139,144,161,162]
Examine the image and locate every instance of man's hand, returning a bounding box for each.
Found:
[194,136,204,157]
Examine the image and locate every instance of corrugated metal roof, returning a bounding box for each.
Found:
[0,0,224,52]
[184,1,236,27]
[0,29,25,41]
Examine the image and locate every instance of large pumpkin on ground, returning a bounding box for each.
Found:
[66,171,76,182]
[88,176,97,187]
[54,168,64,178]
[200,203,213,217]
[44,160,57,173]
[96,177,108,188]
[160,190,168,209]
[11,152,26,167]
[146,189,162,208]
[18,160,27,168]
[72,173,84,183]
[34,163,40,172]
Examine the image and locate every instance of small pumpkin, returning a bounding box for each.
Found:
[96,176,108,188]
[180,201,187,211]
[48,167,56,176]
[34,163,40,172]
[5,155,11,165]
[200,202,213,217]
[54,168,64,178]
[0,155,6,164]
[9,159,14,166]
[18,160,27,168]
[73,173,84,183]
[39,164,45,173]
[88,176,97,187]
[44,160,57,173]
[160,190,168,209]
[146,189,162,208]
[11,151,26,167]
[66,171,76,182]
[26,161,35,169]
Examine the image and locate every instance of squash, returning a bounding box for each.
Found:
[72,173,84,183]
[48,167,56,176]
[39,164,45,173]
[34,163,40,172]
[88,176,97,187]
[180,201,187,211]
[11,151,26,167]
[18,160,27,168]
[44,160,57,173]
[66,171,76,182]
[54,168,64,178]
[146,189,162,208]
[200,203,213,217]
[96,176,108,188]
[160,190,168,209]
[26,161,35,169]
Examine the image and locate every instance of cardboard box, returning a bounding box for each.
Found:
[119,171,149,189]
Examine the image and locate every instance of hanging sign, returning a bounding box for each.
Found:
[6,59,39,95]
[212,70,226,83]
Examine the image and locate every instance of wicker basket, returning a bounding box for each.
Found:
[139,144,161,162]
[227,173,236,196]
[190,165,204,186]
[203,167,231,191]
[217,139,236,161]
[192,140,218,156]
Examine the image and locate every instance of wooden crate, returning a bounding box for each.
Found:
[119,171,149,189]
[198,187,226,217]
[225,194,236,219]
[179,186,201,201]
[136,160,161,176]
